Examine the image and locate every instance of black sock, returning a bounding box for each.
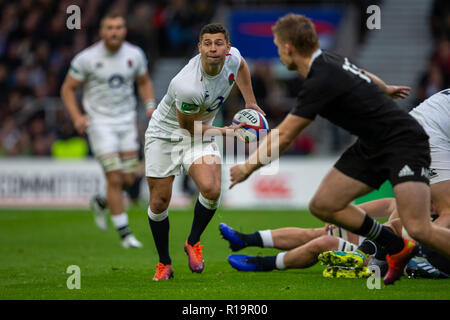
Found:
[356,239,377,256]
[375,245,387,261]
[148,216,171,265]
[242,232,263,247]
[117,225,131,240]
[355,214,404,255]
[188,199,216,246]
[250,256,276,271]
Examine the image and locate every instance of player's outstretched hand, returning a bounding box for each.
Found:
[386,85,411,99]
[245,103,266,116]
[229,163,251,189]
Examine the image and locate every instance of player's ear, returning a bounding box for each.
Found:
[226,42,231,53]
[285,42,292,55]
[198,42,201,53]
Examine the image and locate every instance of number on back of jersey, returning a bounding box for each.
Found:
[342,58,371,83]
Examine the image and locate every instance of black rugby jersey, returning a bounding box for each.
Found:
[290,50,427,147]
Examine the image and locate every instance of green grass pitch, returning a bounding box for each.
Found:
[0,205,449,300]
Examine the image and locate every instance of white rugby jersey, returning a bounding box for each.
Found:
[69,41,148,124]
[410,89,450,150]
[147,47,242,138]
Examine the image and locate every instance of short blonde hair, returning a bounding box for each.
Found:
[272,13,319,56]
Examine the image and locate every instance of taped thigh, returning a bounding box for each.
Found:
[98,153,122,172]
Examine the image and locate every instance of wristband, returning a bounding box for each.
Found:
[238,162,250,175]
[145,100,156,110]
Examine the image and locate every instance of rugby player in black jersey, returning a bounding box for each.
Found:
[229,13,450,285]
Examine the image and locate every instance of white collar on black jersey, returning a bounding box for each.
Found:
[309,48,323,69]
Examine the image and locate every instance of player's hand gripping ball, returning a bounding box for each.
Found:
[232,109,269,142]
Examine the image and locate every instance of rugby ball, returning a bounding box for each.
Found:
[232,109,269,142]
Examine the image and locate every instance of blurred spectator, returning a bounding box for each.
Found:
[416,62,445,103]
[415,0,450,104]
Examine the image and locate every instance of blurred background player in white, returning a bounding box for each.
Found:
[60,12,156,248]
[145,23,263,280]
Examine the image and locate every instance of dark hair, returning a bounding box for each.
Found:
[272,14,319,56]
[100,11,126,27]
[199,23,229,43]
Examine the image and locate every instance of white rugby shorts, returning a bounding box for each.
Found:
[145,136,221,177]
[86,122,139,157]
[429,149,450,184]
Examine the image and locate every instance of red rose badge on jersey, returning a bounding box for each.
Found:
[228,74,235,85]
[128,59,133,67]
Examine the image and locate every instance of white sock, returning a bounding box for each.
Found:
[259,230,274,248]
[111,212,128,229]
[198,193,220,210]
[276,252,287,270]
[148,207,168,222]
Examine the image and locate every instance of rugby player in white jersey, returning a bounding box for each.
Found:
[410,89,450,229]
[145,23,263,280]
[61,13,156,248]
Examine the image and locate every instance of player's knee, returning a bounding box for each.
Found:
[106,172,123,188]
[309,197,332,221]
[199,184,221,201]
[150,196,171,214]
[402,220,432,244]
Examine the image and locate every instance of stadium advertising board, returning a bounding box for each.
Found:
[0,158,337,209]
[222,157,338,208]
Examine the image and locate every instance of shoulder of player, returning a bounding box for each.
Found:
[122,41,145,55]
[71,41,103,63]
[170,74,202,100]
[312,50,344,71]
[306,51,346,85]
[226,47,242,63]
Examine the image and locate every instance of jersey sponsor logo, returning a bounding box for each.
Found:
[96,62,103,68]
[398,165,414,177]
[181,102,200,114]
[206,96,225,113]
[228,73,235,85]
[342,58,371,83]
[108,74,125,88]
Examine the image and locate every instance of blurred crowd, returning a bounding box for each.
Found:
[415,0,450,104]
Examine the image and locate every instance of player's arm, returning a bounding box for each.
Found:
[229,114,311,188]
[136,72,157,117]
[236,57,265,115]
[176,109,244,138]
[60,74,89,135]
[360,68,410,99]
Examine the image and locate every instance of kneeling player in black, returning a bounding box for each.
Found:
[229,13,450,285]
